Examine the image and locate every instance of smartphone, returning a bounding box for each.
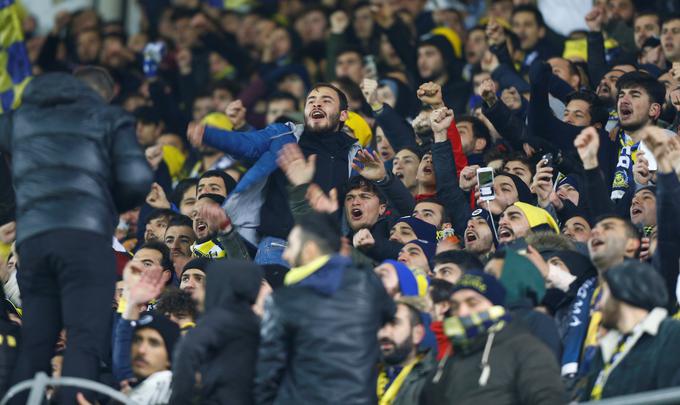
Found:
[477,167,495,201]
[541,153,553,168]
[364,55,378,80]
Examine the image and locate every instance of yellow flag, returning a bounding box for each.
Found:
[0,0,32,113]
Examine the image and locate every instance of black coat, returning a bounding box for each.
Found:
[170,260,263,405]
[0,73,152,244]
[255,257,395,405]
[421,322,566,405]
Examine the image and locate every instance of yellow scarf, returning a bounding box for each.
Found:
[191,239,226,259]
[284,255,330,285]
[376,356,422,405]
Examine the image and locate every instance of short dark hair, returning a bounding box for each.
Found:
[139,240,174,275]
[565,89,609,127]
[312,81,350,112]
[171,178,198,207]
[210,79,240,98]
[433,250,484,272]
[167,214,193,230]
[512,4,546,28]
[457,115,491,150]
[296,212,342,255]
[147,209,177,226]
[171,7,196,22]
[346,176,386,204]
[616,71,666,106]
[594,215,640,240]
[156,287,198,321]
[335,44,365,62]
[414,198,451,224]
[430,278,456,304]
[267,91,299,106]
[182,257,210,275]
[74,66,115,101]
[198,170,237,195]
[399,301,423,328]
[661,13,680,27]
[634,12,660,25]
[133,106,162,125]
[502,151,535,177]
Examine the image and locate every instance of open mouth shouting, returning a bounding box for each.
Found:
[630,205,643,220]
[196,221,208,234]
[497,225,514,242]
[465,229,478,244]
[619,104,633,121]
[350,208,364,223]
[309,109,326,121]
[589,237,605,252]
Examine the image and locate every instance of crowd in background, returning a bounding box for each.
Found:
[1,0,680,403]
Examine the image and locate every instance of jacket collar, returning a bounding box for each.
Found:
[600,307,668,361]
[284,255,331,285]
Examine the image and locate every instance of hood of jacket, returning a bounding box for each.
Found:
[204,260,263,311]
[499,250,546,308]
[21,73,104,107]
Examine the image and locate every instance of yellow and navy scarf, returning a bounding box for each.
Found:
[610,128,640,201]
[376,355,423,405]
[191,239,226,259]
[443,306,510,352]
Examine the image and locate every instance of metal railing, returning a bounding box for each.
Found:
[579,386,680,405]
[1,372,134,405]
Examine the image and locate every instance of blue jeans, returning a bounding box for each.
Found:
[255,236,290,268]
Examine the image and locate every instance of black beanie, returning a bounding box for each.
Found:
[133,312,180,362]
[604,260,668,311]
[497,172,536,205]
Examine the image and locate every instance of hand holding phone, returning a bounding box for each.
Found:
[477,167,495,201]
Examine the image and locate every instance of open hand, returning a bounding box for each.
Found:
[277,143,316,187]
[305,184,339,214]
[352,149,387,181]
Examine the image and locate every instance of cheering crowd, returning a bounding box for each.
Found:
[1,0,680,403]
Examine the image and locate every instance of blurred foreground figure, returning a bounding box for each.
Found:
[0,67,152,404]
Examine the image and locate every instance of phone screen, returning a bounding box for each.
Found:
[478,169,495,200]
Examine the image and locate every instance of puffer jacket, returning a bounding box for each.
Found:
[421,321,567,405]
[170,260,263,405]
[255,255,395,405]
[0,73,152,244]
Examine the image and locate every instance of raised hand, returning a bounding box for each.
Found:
[352,149,387,181]
[486,17,506,47]
[574,127,600,170]
[127,263,164,306]
[640,126,675,173]
[145,145,163,171]
[531,160,554,208]
[353,228,375,249]
[459,165,480,192]
[199,200,231,233]
[478,79,498,107]
[305,184,339,214]
[633,151,652,185]
[226,99,247,130]
[146,182,171,209]
[187,121,205,147]
[585,6,605,32]
[330,10,349,34]
[417,82,444,109]
[277,143,316,186]
[430,107,454,140]
[360,78,380,108]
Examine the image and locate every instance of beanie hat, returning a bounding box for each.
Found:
[133,312,180,361]
[497,172,536,205]
[419,29,462,73]
[451,271,506,306]
[635,185,656,196]
[604,260,668,311]
[406,239,436,264]
[181,257,210,277]
[382,259,429,297]
[396,216,438,245]
[499,249,546,306]
[430,27,462,59]
[469,208,498,245]
[557,200,591,227]
[513,202,560,234]
[556,175,580,194]
[345,111,373,147]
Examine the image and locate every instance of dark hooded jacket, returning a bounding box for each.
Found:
[169,260,263,405]
[255,255,395,405]
[0,73,152,244]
